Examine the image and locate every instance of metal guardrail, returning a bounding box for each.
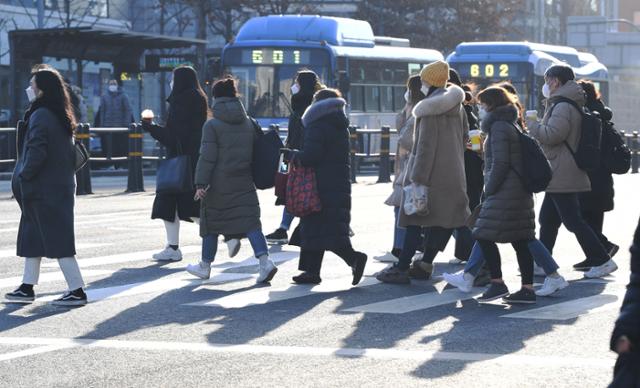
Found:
[1,125,638,194]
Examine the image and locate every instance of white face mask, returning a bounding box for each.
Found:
[291,84,300,95]
[25,86,36,103]
[404,90,410,103]
[542,83,551,98]
[478,106,488,120]
[108,85,118,93]
[420,84,429,96]
[170,81,174,90]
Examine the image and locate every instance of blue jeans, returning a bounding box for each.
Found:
[393,207,406,250]
[464,239,559,277]
[280,209,295,231]
[202,229,269,263]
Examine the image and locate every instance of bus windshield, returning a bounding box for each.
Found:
[223,48,330,119]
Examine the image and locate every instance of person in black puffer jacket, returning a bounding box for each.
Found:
[287,89,367,285]
[265,70,322,245]
[578,80,619,262]
[609,217,640,387]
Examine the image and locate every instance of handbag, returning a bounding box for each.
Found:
[274,154,289,200]
[403,183,429,216]
[74,140,89,173]
[252,125,283,190]
[285,161,322,217]
[156,141,193,194]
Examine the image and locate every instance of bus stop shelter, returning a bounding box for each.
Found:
[8,27,207,125]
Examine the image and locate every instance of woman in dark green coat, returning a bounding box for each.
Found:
[185,78,278,284]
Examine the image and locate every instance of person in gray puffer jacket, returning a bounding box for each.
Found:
[472,86,538,304]
[96,79,133,160]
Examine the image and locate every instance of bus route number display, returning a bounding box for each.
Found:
[469,63,511,78]
[242,49,309,65]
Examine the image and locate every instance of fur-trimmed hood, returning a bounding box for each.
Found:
[412,84,464,119]
[480,104,519,134]
[302,97,346,127]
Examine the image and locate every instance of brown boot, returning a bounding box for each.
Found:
[408,261,433,280]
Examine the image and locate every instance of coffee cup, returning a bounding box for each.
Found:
[525,110,538,121]
[141,109,154,124]
[469,129,482,151]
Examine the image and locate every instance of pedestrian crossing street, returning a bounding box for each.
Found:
[0,241,629,321]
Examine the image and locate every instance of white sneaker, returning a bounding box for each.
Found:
[535,275,569,296]
[186,261,211,279]
[256,257,278,283]
[152,247,182,262]
[585,259,618,279]
[534,263,546,277]
[448,258,467,265]
[226,239,241,258]
[443,271,474,293]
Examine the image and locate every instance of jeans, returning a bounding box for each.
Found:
[465,239,559,277]
[393,207,406,250]
[539,193,609,264]
[202,229,269,263]
[477,239,534,285]
[280,209,295,231]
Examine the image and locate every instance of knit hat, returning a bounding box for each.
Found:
[420,60,449,88]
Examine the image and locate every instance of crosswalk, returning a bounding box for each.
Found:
[0,240,630,322]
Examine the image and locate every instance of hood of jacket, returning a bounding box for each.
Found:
[212,97,247,125]
[480,104,519,133]
[302,97,347,127]
[412,84,464,119]
[586,99,613,121]
[548,80,586,106]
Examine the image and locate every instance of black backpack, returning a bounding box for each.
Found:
[549,97,602,171]
[601,120,631,174]
[510,123,553,193]
[250,118,284,190]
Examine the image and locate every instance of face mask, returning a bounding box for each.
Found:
[420,84,429,96]
[108,85,118,92]
[404,90,410,103]
[291,84,300,95]
[478,106,488,120]
[25,87,36,103]
[170,81,174,90]
[542,83,551,98]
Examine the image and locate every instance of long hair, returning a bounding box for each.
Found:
[27,68,76,135]
[495,81,525,128]
[407,75,426,106]
[169,65,209,119]
[477,86,519,112]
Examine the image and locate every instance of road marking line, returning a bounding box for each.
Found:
[184,273,382,309]
[41,246,201,268]
[0,214,159,233]
[0,269,111,289]
[38,273,254,302]
[343,287,484,314]
[0,344,74,361]
[0,210,150,225]
[502,292,624,320]
[0,337,616,368]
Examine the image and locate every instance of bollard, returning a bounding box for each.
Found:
[632,131,639,174]
[377,126,391,183]
[349,126,358,183]
[126,123,145,192]
[75,123,92,195]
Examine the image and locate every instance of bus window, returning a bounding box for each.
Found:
[364,86,380,112]
[350,85,365,112]
[380,86,394,112]
[393,86,405,111]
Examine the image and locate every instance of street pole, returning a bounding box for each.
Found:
[37,0,44,28]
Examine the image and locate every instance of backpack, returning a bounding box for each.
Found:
[510,123,553,193]
[549,97,602,171]
[250,118,284,190]
[601,120,631,174]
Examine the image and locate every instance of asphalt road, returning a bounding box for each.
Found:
[0,174,638,388]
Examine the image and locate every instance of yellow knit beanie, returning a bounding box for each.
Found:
[420,60,449,88]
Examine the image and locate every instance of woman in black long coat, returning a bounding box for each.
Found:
[287,89,367,285]
[5,67,87,306]
[578,80,619,263]
[143,66,240,261]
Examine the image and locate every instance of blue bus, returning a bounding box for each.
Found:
[447,42,609,111]
[221,15,443,129]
